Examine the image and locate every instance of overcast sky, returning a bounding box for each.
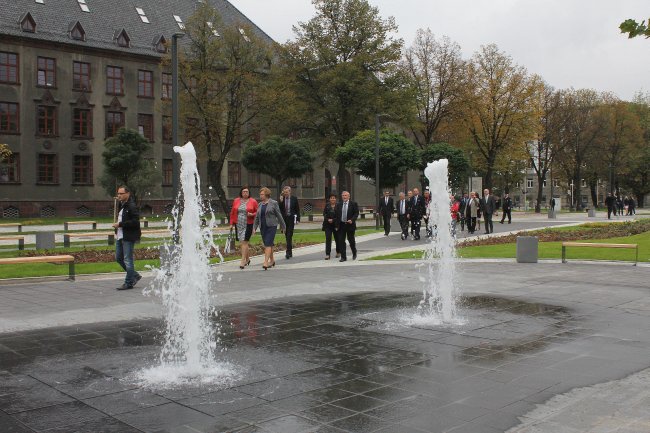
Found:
[230,0,649,100]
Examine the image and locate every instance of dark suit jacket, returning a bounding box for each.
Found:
[116,198,141,242]
[322,203,337,230]
[408,195,426,220]
[481,195,497,215]
[378,197,394,216]
[396,198,409,217]
[502,197,512,211]
[335,200,359,230]
[280,195,300,222]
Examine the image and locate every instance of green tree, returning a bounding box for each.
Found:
[621,92,650,207]
[241,136,314,197]
[177,2,272,213]
[620,19,650,38]
[420,142,470,190]
[277,0,406,191]
[335,130,419,188]
[100,129,160,202]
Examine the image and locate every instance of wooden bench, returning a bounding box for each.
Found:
[0,255,75,280]
[561,242,639,266]
[64,221,97,231]
[0,223,22,232]
[141,229,171,236]
[64,232,114,248]
[0,235,25,250]
[359,208,375,220]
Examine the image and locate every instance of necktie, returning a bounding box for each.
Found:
[385,197,388,205]
[286,198,290,216]
[342,202,348,221]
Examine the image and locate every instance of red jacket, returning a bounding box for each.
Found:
[450,201,460,220]
[230,198,259,225]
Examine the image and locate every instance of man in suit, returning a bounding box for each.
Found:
[377,190,394,236]
[605,193,615,219]
[335,190,359,261]
[396,192,409,240]
[500,193,512,224]
[279,186,300,259]
[407,187,426,240]
[481,188,497,234]
[459,193,469,231]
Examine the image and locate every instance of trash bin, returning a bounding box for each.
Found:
[587,208,596,217]
[35,232,55,250]
[516,236,538,263]
[547,209,556,219]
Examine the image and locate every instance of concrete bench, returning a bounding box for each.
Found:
[0,255,75,280]
[561,242,639,266]
[141,229,172,237]
[141,218,149,228]
[0,223,22,232]
[0,235,25,250]
[64,221,97,231]
[64,232,114,248]
[359,209,375,220]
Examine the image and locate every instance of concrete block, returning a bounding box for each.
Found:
[516,236,538,263]
[35,232,56,250]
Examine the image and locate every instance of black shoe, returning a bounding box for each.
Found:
[132,274,142,286]
[339,258,346,262]
[499,221,503,224]
[352,252,357,260]
[116,284,133,291]
[285,255,290,259]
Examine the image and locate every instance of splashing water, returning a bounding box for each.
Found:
[138,142,238,388]
[417,159,460,324]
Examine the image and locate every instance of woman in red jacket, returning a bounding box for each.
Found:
[230,186,258,269]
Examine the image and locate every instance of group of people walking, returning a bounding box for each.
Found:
[605,193,637,219]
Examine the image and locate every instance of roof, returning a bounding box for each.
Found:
[0,0,274,58]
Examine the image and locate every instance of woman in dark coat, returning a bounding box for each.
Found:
[253,187,286,270]
[322,193,340,260]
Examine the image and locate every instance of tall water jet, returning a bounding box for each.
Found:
[139,142,237,387]
[419,159,459,323]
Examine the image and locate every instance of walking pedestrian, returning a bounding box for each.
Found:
[500,193,512,224]
[112,186,142,290]
[322,193,340,260]
[335,191,359,261]
[396,192,409,240]
[481,188,496,234]
[229,186,258,270]
[378,190,394,236]
[450,195,460,238]
[279,186,300,259]
[408,187,426,240]
[465,191,480,234]
[459,193,469,231]
[605,193,615,219]
[253,187,286,270]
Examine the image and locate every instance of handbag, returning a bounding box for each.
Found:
[225,227,236,254]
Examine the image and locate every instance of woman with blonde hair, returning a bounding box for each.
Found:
[230,186,258,269]
[253,187,286,270]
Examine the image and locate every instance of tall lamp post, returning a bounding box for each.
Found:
[374,114,381,230]
[171,32,185,202]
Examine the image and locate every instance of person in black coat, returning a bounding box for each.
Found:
[377,190,394,236]
[335,191,359,261]
[396,192,409,240]
[112,186,142,290]
[407,187,426,240]
[480,188,497,234]
[279,186,300,259]
[605,193,615,219]
[322,193,340,260]
[500,193,512,224]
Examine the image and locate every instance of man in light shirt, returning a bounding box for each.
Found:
[112,186,142,290]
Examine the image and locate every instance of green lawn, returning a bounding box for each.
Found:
[370,230,650,263]
[0,228,380,279]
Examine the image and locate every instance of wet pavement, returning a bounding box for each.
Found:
[2,287,650,433]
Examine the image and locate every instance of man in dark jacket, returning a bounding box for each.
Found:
[377,191,394,236]
[481,188,497,234]
[279,186,300,259]
[500,193,512,224]
[112,186,142,290]
[605,193,615,219]
[407,187,426,240]
[335,191,359,261]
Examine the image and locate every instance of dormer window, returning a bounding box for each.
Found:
[136,7,150,24]
[207,22,219,37]
[20,13,36,33]
[154,35,167,53]
[77,0,89,12]
[116,29,130,48]
[174,15,185,30]
[69,21,86,41]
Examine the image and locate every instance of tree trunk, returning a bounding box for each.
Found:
[207,159,229,219]
[637,193,645,208]
[589,181,597,209]
[337,164,347,195]
[535,173,545,213]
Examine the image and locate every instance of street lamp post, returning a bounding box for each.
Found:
[374,114,381,230]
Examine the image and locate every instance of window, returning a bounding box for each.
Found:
[0,102,19,133]
[37,57,56,87]
[173,14,185,30]
[136,7,150,23]
[0,52,19,84]
[248,171,260,187]
[70,22,85,41]
[163,159,173,185]
[72,108,92,137]
[581,179,587,188]
[72,155,92,184]
[106,111,124,138]
[21,13,36,33]
[162,73,172,99]
[37,153,58,183]
[77,0,89,12]
[162,115,172,143]
[117,30,130,48]
[72,61,90,90]
[302,171,314,188]
[228,161,241,187]
[138,70,153,98]
[37,105,57,136]
[138,114,154,141]
[106,66,124,95]
[155,36,167,54]
[0,153,19,183]
[542,179,547,188]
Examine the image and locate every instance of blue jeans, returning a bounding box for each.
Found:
[116,239,140,286]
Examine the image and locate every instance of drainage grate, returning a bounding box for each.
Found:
[40,205,56,218]
[303,202,313,213]
[2,206,19,218]
[76,205,91,217]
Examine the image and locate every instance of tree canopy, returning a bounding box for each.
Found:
[335,130,419,188]
[420,142,469,190]
[620,19,650,38]
[241,136,314,196]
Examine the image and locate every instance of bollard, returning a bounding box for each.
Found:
[516,236,538,263]
[36,232,56,250]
